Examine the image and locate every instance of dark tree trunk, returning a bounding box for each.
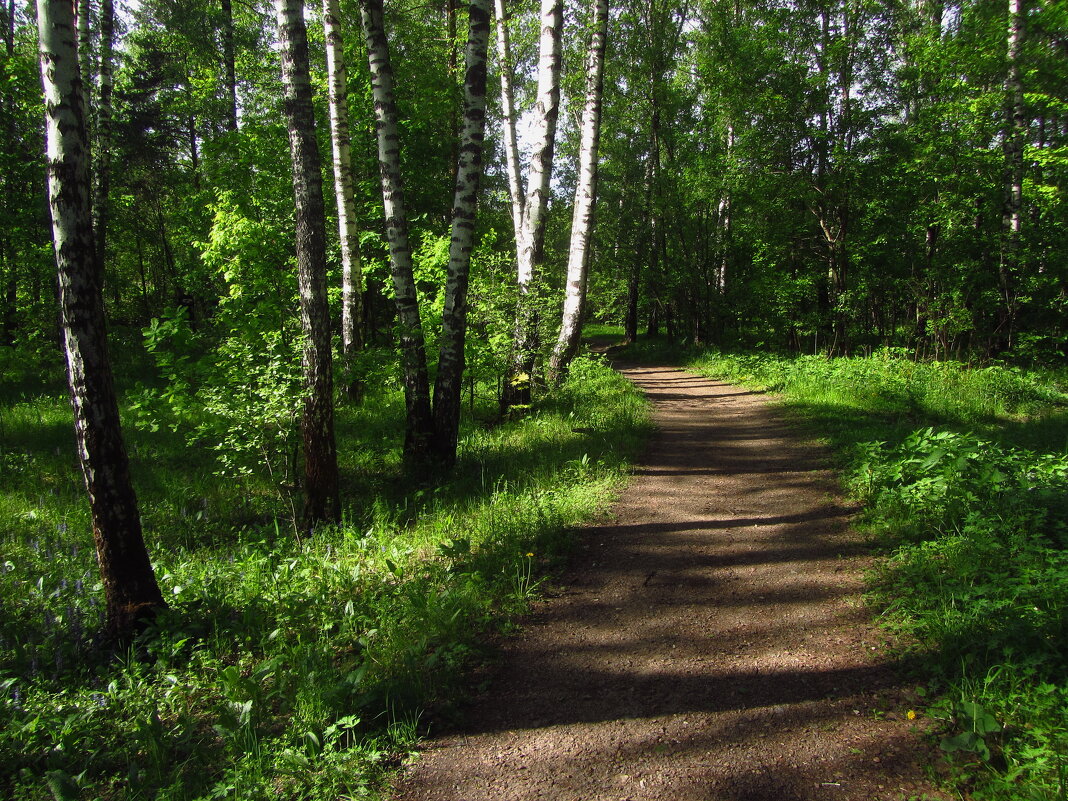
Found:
[277,0,340,528]
[431,0,491,468]
[37,0,165,642]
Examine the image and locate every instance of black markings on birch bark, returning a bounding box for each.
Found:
[38,0,165,642]
[92,0,114,294]
[323,0,364,398]
[276,0,340,527]
[359,0,435,467]
[432,0,491,467]
[499,0,562,413]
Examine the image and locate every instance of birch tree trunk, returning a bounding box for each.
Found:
[494,0,524,247]
[548,0,608,384]
[431,0,491,467]
[277,0,340,527]
[38,0,165,641]
[76,0,91,121]
[1,0,16,344]
[999,0,1025,350]
[92,0,114,293]
[499,0,562,413]
[359,0,435,467]
[323,0,364,398]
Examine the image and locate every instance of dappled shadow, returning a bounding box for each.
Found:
[392,364,945,801]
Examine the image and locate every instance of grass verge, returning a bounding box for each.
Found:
[658,344,1068,800]
[0,348,650,801]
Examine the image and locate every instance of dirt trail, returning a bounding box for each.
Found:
[392,365,945,801]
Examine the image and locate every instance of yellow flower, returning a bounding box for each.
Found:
[906,710,917,720]
[525,552,534,558]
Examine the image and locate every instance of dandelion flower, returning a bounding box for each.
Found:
[906,710,916,720]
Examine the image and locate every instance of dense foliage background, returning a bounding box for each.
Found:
[1,0,1066,797]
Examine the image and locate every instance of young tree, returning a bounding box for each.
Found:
[999,0,1025,349]
[323,0,364,398]
[360,0,435,467]
[497,0,562,412]
[277,0,340,526]
[432,0,492,467]
[38,0,166,641]
[548,0,608,382]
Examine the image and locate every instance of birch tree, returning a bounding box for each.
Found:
[548,0,608,383]
[92,0,115,288]
[277,0,340,526]
[323,0,364,398]
[432,0,491,466]
[497,0,562,412]
[38,0,166,641]
[999,0,1025,349]
[359,0,435,466]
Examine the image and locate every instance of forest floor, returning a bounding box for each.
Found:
[390,363,950,801]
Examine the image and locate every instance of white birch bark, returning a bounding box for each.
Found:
[500,0,561,411]
[323,0,364,395]
[494,0,525,247]
[92,0,113,282]
[359,0,434,465]
[432,0,492,466]
[548,0,608,383]
[76,0,92,122]
[38,0,165,639]
[516,0,562,286]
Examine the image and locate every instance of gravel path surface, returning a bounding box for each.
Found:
[391,365,946,801]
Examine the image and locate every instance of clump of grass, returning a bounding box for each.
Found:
[672,345,1068,800]
[0,353,649,800]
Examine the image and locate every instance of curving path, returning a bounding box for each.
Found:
[391,365,946,801]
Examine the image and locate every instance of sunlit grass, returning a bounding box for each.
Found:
[666,345,1068,800]
[0,347,650,801]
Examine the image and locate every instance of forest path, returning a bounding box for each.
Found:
[391,364,946,801]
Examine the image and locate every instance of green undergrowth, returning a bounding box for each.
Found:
[672,346,1068,800]
[0,348,650,801]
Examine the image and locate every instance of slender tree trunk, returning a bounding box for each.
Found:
[548,0,608,383]
[277,0,340,527]
[188,114,200,190]
[500,0,562,413]
[445,0,459,194]
[998,0,1025,350]
[431,0,491,467]
[38,0,165,642]
[323,0,364,398]
[359,0,434,467]
[221,0,238,131]
[92,0,114,298]
[1,0,16,344]
[494,0,524,249]
[76,0,91,122]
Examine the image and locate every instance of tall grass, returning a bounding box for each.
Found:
[680,346,1068,800]
[0,348,649,801]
